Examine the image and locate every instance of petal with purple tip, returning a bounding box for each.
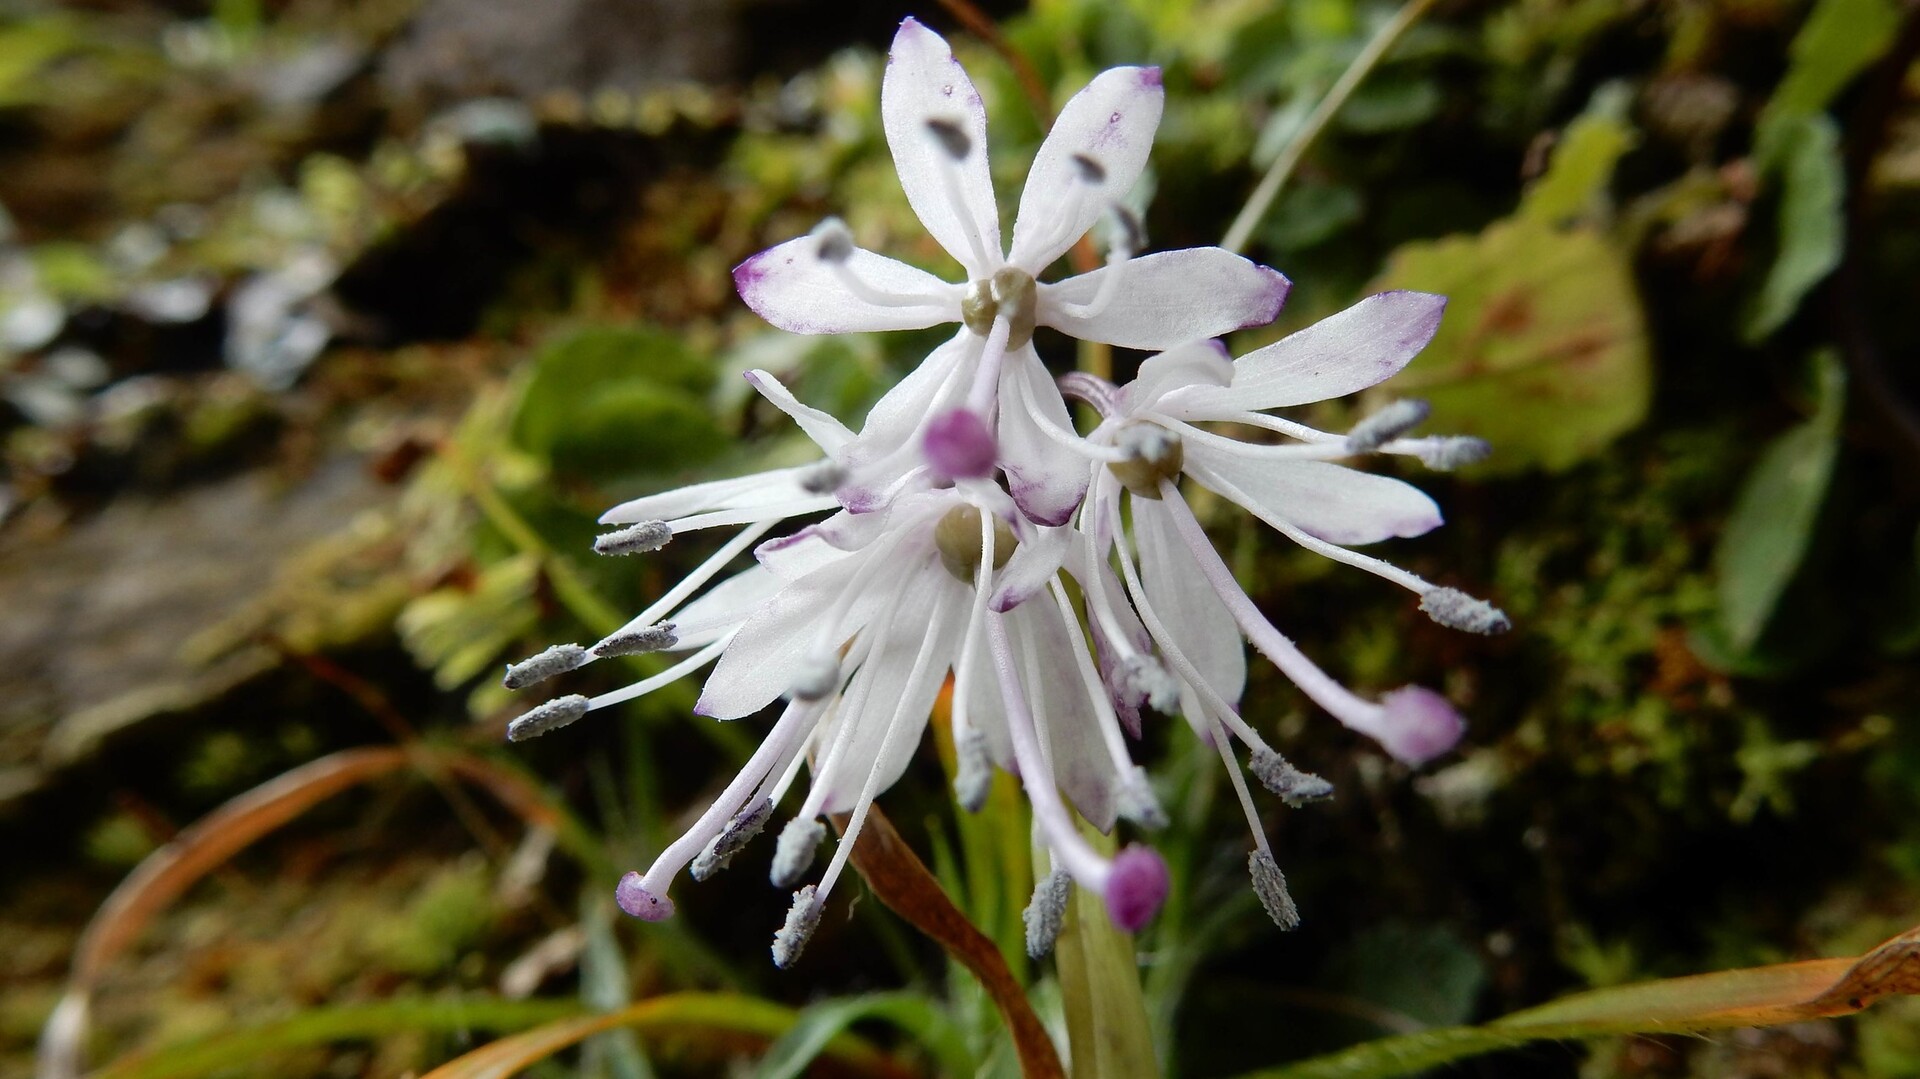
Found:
[1171,291,1447,414]
[734,237,959,335]
[882,18,1003,276]
[1008,67,1165,272]
[1038,249,1290,349]
[1186,451,1443,546]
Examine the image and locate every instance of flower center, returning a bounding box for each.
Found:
[934,505,1017,582]
[960,267,1037,348]
[1107,422,1184,498]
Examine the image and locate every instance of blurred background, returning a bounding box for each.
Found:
[4,0,1920,1076]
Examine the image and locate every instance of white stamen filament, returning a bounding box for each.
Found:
[665,498,839,535]
[922,124,999,274]
[631,697,818,896]
[813,588,954,900]
[986,611,1111,891]
[1013,368,1131,462]
[1046,578,1146,777]
[1185,461,1433,594]
[1157,416,1361,461]
[964,314,1013,417]
[1054,247,1131,321]
[1211,717,1274,860]
[1152,480,1394,740]
[611,519,779,639]
[948,503,1000,783]
[826,260,952,309]
[586,633,735,711]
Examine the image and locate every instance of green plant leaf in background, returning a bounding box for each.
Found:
[752,991,973,1079]
[1366,89,1647,474]
[1709,350,1846,658]
[1243,923,1920,1079]
[1742,0,1901,340]
[1743,114,1845,342]
[510,326,727,481]
[1054,825,1159,1079]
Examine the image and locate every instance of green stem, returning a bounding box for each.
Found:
[1221,0,1439,255]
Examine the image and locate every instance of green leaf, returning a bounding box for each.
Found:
[1756,0,1901,161]
[1259,183,1364,251]
[1743,114,1845,342]
[1367,216,1650,473]
[1335,74,1439,134]
[1331,923,1488,1029]
[1711,350,1846,656]
[93,997,582,1079]
[753,992,973,1079]
[1519,84,1635,225]
[510,326,726,480]
[1240,924,1920,1079]
[1055,825,1160,1078]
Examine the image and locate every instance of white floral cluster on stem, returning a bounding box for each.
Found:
[506,17,1505,968]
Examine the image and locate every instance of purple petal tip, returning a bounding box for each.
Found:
[1376,686,1465,767]
[1138,67,1163,88]
[1104,844,1170,932]
[616,872,677,921]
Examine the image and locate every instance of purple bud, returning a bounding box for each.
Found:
[1376,686,1466,767]
[1103,844,1170,932]
[616,871,675,921]
[923,408,997,479]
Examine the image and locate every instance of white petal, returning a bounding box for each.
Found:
[755,511,893,579]
[882,18,1002,276]
[843,330,976,474]
[743,370,853,453]
[1037,249,1290,348]
[734,237,959,335]
[1186,448,1443,546]
[1008,67,1165,272]
[989,521,1070,612]
[1121,340,1233,415]
[818,577,964,813]
[1131,496,1246,709]
[671,566,782,646]
[599,464,816,525]
[1006,602,1117,831]
[999,347,1090,527]
[694,556,872,719]
[1167,291,1446,414]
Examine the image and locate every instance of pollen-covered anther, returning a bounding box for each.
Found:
[1250,747,1335,808]
[1116,766,1169,829]
[923,409,997,479]
[506,695,590,742]
[502,643,588,690]
[809,216,854,264]
[1109,422,1184,499]
[1415,436,1492,471]
[593,623,678,658]
[770,818,826,888]
[924,117,972,160]
[934,505,1017,583]
[691,797,773,881]
[1420,587,1511,635]
[799,461,848,495]
[789,654,841,701]
[595,520,672,556]
[1071,153,1107,183]
[1346,398,1431,454]
[1249,850,1301,930]
[1023,869,1073,958]
[771,885,824,969]
[954,726,993,812]
[1104,844,1170,932]
[616,871,675,921]
[1119,654,1181,713]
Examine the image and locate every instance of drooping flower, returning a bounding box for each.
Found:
[733,17,1289,527]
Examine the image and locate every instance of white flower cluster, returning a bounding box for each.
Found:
[505,18,1505,968]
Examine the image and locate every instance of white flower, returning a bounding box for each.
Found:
[1059,292,1506,776]
[733,18,1289,527]
[578,481,1168,966]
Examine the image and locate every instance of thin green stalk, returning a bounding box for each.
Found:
[1221,0,1439,254]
